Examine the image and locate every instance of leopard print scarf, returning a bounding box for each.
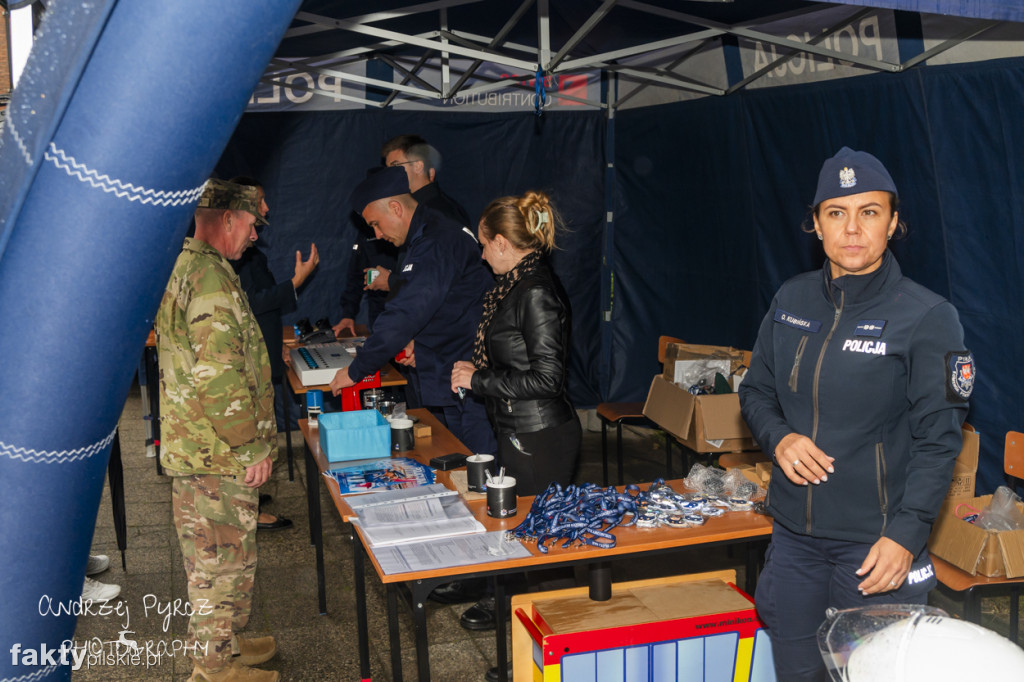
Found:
[471,250,543,369]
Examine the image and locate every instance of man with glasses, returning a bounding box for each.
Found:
[352,134,472,299]
[332,135,466,335]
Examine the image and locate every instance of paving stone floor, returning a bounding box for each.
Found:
[73,384,1022,680]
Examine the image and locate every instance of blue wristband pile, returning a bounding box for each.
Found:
[508,481,649,553]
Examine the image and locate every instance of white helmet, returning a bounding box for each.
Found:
[818,604,1024,681]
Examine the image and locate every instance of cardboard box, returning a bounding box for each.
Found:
[510,570,775,682]
[318,409,390,462]
[928,493,1024,578]
[661,342,751,389]
[643,374,757,453]
[946,425,979,502]
[719,451,771,490]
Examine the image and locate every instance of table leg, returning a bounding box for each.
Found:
[305,447,326,614]
[616,422,624,485]
[107,428,128,571]
[745,542,761,596]
[143,346,163,476]
[387,585,403,682]
[963,587,982,624]
[494,577,509,682]
[305,444,319,547]
[282,377,295,482]
[354,534,371,681]
[665,433,672,479]
[601,419,609,487]
[1010,585,1020,644]
[589,562,612,601]
[411,582,432,682]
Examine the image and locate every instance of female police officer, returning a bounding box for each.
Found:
[739,147,974,681]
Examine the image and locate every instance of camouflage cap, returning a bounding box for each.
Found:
[197,178,269,226]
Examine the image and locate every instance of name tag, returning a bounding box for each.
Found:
[774,309,821,333]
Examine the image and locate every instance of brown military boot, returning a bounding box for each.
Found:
[233,635,277,666]
[189,659,280,682]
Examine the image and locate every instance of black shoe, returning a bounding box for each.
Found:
[460,596,496,631]
[259,493,273,506]
[485,663,512,681]
[429,578,487,605]
[257,514,293,531]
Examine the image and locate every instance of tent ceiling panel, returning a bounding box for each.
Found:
[252,0,1023,112]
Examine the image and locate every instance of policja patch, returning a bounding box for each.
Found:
[945,351,975,402]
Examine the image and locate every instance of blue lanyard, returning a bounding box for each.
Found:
[509,480,661,553]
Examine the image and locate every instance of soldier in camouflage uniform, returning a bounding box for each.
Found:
[155,179,280,682]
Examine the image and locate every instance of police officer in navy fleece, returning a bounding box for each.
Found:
[739,147,973,681]
[329,166,497,455]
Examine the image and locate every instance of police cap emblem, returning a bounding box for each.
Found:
[839,166,857,189]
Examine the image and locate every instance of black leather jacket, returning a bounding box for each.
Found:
[470,262,575,434]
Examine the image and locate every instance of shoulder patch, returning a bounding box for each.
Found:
[946,351,975,402]
[855,319,886,337]
[773,309,822,333]
[402,263,414,273]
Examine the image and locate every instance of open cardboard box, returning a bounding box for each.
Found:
[643,373,756,454]
[661,342,751,391]
[945,424,979,502]
[927,426,1024,577]
[928,493,1024,578]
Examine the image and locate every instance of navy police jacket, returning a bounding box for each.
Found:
[739,252,972,556]
[232,245,296,381]
[347,204,493,407]
[339,235,396,330]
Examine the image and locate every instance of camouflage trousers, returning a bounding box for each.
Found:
[171,474,258,670]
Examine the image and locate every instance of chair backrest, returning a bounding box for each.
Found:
[1006,431,1024,482]
[657,336,685,364]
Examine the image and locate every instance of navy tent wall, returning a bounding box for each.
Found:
[614,56,1024,495]
[217,110,607,407]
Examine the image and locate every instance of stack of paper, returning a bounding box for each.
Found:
[350,484,486,547]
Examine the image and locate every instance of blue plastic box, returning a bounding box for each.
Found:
[318,410,391,462]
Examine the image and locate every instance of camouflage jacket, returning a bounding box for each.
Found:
[155,238,276,476]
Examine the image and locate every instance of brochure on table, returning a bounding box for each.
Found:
[374,530,532,575]
[350,483,488,547]
[323,457,434,494]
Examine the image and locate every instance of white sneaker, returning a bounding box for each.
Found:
[86,554,110,576]
[82,577,120,603]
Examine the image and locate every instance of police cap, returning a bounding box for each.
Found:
[349,166,410,214]
[813,147,898,207]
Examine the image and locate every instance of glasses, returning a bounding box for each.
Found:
[388,160,415,167]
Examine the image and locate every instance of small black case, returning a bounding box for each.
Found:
[429,453,468,470]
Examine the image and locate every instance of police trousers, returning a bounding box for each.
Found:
[755,523,934,682]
